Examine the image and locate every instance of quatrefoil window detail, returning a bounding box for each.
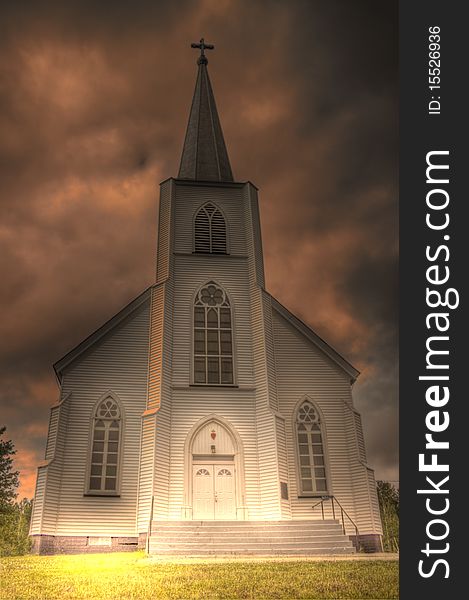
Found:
[97,399,120,419]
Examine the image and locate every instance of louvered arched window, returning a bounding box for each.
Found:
[193,282,233,384]
[296,400,327,494]
[88,397,122,494]
[194,203,227,254]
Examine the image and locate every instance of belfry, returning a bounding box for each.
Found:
[30,40,383,555]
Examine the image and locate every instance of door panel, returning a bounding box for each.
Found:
[192,465,214,519]
[215,467,236,519]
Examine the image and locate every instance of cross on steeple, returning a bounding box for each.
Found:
[191,38,214,65]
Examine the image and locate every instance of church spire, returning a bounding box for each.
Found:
[178,39,234,182]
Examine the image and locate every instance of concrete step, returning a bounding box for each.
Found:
[150,527,345,537]
[150,536,349,545]
[150,540,354,550]
[151,521,342,527]
[151,520,339,527]
[149,547,355,556]
[148,519,355,556]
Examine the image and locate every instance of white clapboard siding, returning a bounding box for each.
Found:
[276,416,292,518]
[243,184,265,288]
[42,395,71,533]
[30,391,72,535]
[30,468,46,534]
[137,283,167,531]
[343,401,383,534]
[272,309,362,524]
[367,467,382,533]
[248,285,280,519]
[354,411,367,463]
[152,276,174,519]
[262,294,279,412]
[243,186,282,519]
[136,412,156,532]
[156,179,173,283]
[45,407,59,461]
[49,300,150,536]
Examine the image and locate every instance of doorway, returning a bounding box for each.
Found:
[192,463,236,519]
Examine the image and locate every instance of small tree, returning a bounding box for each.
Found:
[0,426,19,509]
[377,480,399,552]
[0,427,32,556]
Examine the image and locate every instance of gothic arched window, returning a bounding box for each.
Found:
[296,400,327,494]
[88,397,122,494]
[194,203,227,254]
[194,282,233,385]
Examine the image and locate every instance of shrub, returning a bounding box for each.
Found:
[377,481,399,552]
[0,498,33,556]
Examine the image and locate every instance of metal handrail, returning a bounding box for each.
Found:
[312,494,361,550]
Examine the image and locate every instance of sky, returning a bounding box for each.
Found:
[0,0,398,498]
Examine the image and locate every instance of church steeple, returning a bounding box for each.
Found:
[178,39,234,182]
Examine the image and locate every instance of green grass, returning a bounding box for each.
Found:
[0,551,398,600]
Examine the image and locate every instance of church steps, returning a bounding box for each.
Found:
[148,520,355,556]
[151,521,342,533]
[150,549,355,556]
[151,519,339,527]
[150,527,346,535]
[150,541,354,547]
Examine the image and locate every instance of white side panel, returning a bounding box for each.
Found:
[49,300,151,537]
[272,310,358,521]
[152,276,174,519]
[136,413,156,532]
[276,415,292,518]
[31,392,71,535]
[156,180,173,283]
[273,309,382,534]
[343,401,383,535]
[30,468,46,534]
[243,186,281,519]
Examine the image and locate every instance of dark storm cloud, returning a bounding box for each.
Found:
[0,0,398,496]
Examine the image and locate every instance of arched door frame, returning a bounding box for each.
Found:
[182,414,247,520]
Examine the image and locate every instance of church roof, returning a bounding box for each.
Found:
[268,292,360,383]
[53,285,358,385]
[53,287,152,381]
[178,39,234,182]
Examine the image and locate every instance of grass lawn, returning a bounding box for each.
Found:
[0,551,398,600]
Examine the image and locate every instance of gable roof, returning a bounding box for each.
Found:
[53,286,152,381]
[267,291,360,382]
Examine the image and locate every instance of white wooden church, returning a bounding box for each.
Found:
[30,41,382,555]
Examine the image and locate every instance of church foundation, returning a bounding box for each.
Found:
[31,535,139,555]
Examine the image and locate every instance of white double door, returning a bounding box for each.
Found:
[192,463,236,520]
